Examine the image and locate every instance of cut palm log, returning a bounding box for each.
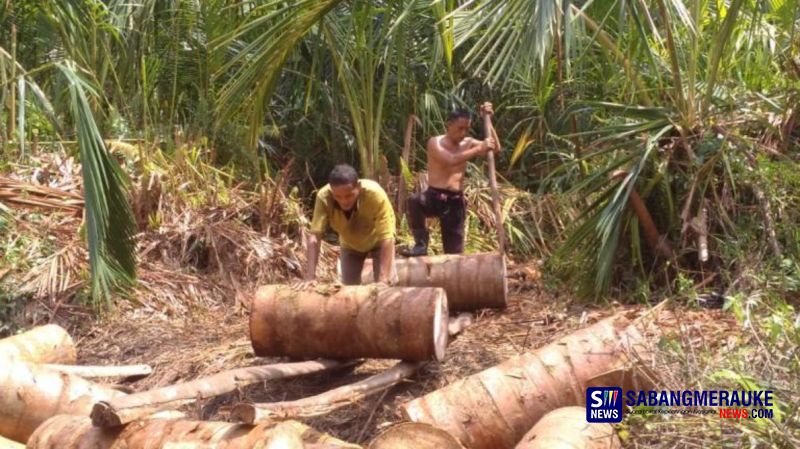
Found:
[0,362,125,443]
[401,309,660,449]
[91,359,355,427]
[232,361,422,424]
[0,435,24,449]
[368,422,464,449]
[250,285,448,361]
[515,406,621,449]
[27,416,361,449]
[0,324,76,364]
[41,363,153,379]
[361,253,507,311]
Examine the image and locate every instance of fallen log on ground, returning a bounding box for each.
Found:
[514,406,621,449]
[362,253,507,311]
[91,359,357,427]
[0,324,76,364]
[0,435,24,449]
[232,361,422,424]
[250,285,448,361]
[401,309,660,449]
[41,363,153,379]
[368,422,464,449]
[0,362,125,443]
[27,415,361,448]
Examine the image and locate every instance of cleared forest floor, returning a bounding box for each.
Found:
[74,259,735,444]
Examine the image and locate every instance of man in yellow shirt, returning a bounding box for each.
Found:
[305,164,396,285]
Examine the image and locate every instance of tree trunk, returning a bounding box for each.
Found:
[27,416,361,449]
[42,363,152,379]
[91,359,355,427]
[514,407,621,449]
[232,361,422,424]
[0,362,125,443]
[368,422,464,449]
[361,253,507,311]
[250,285,448,361]
[401,309,660,449]
[0,324,76,364]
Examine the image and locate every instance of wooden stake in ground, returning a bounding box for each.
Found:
[368,422,464,449]
[91,359,355,428]
[514,407,621,449]
[27,415,361,449]
[250,285,448,361]
[0,362,125,443]
[42,363,153,379]
[0,324,76,364]
[401,310,660,449]
[232,361,422,424]
[483,110,506,254]
[361,253,507,311]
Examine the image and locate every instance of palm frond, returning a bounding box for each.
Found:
[57,60,137,307]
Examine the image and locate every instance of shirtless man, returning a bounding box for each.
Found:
[402,102,500,256]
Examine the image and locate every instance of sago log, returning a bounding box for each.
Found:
[401,309,658,449]
[250,285,448,361]
[0,324,76,364]
[0,362,125,443]
[362,253,507,311]
[514,406,621,449]
[27,415,361,449]
[368,422,464,449]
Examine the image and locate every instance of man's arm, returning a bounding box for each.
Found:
[305,231,321,281]
[427,137,488,167]
[376,238,395,284]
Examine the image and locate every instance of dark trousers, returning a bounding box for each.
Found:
[406,187,466,254]
[339,246,387,285]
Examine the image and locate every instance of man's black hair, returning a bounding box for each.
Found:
[447,108,471,122]
[329,164,359,187]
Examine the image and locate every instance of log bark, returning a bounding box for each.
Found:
[514,407,621,449]
[250,285,448,361]
[0,324,76,364]
[0,435,24,449]
[91,359,354,428]
[41,363,153,379]
[232,361,422,424]
[368,422,464,449]
[27,416,361,449]
[401,309,660,449]
[0,362,125,443]
[361,253,507,311]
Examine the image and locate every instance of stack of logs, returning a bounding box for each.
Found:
[0,252,660,448]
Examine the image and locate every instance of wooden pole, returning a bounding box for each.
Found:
[232,361,422,424]
[91,359,355,428]
[483,112,506,254]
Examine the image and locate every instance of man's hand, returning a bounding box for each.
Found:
[479,101,494,118]
[481,137,498,155]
